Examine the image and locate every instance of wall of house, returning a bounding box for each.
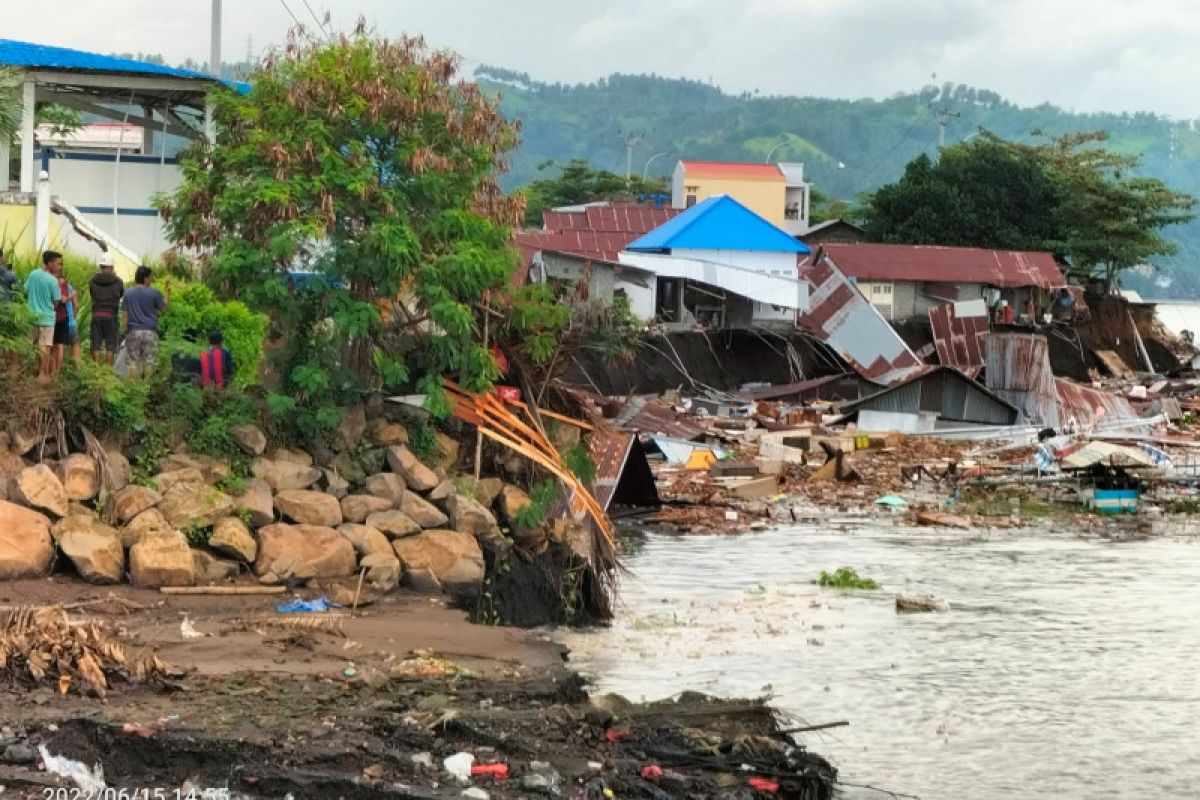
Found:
[620,251,808,318]
[671,175,786,226]
[542,252,617,302]
[674,248,798,277]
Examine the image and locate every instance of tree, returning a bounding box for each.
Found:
[521,159,668,226]
[0,68,20,147]
[160,26,559,439]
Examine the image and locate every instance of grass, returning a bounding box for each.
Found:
[817,567,880,590]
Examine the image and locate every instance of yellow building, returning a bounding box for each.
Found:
[671,160,811,236]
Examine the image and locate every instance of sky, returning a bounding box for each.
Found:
[5,0,1200,119]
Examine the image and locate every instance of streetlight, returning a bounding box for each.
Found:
[764,138,789,163]
[642,151,670,179]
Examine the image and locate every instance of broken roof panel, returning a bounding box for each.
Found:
[613,396,709,441]
[839,365,1020,426]
[1055,378,1145,433]
[797,256,925,385]
[818,243,1065,289]
[984,333,1061,427]
[930,300,990,372]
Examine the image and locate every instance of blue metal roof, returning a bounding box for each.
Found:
[626,195,810,254]
[0,39,247,92]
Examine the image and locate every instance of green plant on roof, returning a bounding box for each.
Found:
[817,567,880,590]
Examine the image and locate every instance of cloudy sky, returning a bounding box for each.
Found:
[6,0,1200,118]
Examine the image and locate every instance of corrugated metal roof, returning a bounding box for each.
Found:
[796,256,925,385]
[678,161,783,180]
[740,373,864,402]
[588,428,635,510]
[613,396,709,441]
[984,333,1060,426]
[1062,441,1157,469]
[816,243,1065,289]
[0,39,246,90]
[1055,378,1143,432]
[929,301,989,371]
[627,195,809,254]
[840,365,1019,426]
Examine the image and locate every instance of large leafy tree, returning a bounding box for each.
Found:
[522,159,667,226]
[160,27,556,434]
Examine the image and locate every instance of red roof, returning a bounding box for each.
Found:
[812,243,1065,289]
[678,161,783,181]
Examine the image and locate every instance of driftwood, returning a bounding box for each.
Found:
[160,586,285,596]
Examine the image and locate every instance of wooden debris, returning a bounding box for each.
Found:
[895,594,950,613]
[160,586,286,596]
[915,510,972,529]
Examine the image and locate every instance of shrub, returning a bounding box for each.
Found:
[817,567,880,590]
[159,282,268,388]
[57,360,149,440]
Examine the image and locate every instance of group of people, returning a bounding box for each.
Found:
[0,249,234,388]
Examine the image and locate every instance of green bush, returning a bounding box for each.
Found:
[57,360,149,439]
[0,300,37,368]
[817,567,880,590]
[159,283,268,388]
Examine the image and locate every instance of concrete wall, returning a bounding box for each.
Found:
[671,173,786,226]
[0,195,69,261]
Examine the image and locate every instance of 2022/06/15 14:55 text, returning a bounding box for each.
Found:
[42,791,231,800]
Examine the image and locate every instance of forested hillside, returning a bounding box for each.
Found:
[478,67,1200,298]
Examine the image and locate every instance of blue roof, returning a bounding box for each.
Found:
[626,195,810,254]
[0,39,248,92]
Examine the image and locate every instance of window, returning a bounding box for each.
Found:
[686,194,697,208]
[871,283,893,296]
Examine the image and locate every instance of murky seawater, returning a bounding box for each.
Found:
[556,525,1200,799]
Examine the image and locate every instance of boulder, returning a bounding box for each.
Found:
[0,501,54,579]
[56,454,99,502]
[365,510,421,539]
[254,523,357,578]
[7,426,40,457]
[11,465,67,518]
[153,467,206,494]
[51,513,117,543]
[391,529,484,590]
[498,484,533,523]
[159,483,235,530]
[444,493,499,538]
[158,453,230,484]
[105,485,162,525]
[58,523,124,584]
[337,523,392,557]
[404,567,442,594]
[360,552,403,592]
[339,405,367,451]
[428,478,456,502]
[340,494,393,524]
[319,468,350,500]
[210,516,257,562]
[234,479,275,528]
[400,492,449,529]
[0,451,26,484]
[328,451,366,487]
[369,420,409,447]
[327,581,375,607]
[231,423,268,456]
[103,449,132,493]
[193,549,240,583]
[269,447,313,467]
[128,531,195,588]
[472,477,504,509]
[385,445,439,492]
[275,490,343,527]
[251,457,321,492]
[364,473,406,506]
[433,433,461,471]
[122,508,173,548]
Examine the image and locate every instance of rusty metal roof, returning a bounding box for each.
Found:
[613,395,709,440]
[984,333,1060,426]
[1055,378,1143,432]
[797,255,925,385]
[817,244,1065,289]
[930,302,990,371]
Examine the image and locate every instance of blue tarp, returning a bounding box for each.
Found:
[277,597,340,613]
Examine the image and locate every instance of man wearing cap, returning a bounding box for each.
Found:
[89,252,124,365]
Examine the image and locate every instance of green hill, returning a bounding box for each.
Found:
[478,67,1200,298]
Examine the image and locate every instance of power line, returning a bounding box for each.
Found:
[278,0,306,32]
[300,0,332,40]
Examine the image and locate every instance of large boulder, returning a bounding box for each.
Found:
[269,447,313,467]
[153,467,206,494]
[210,516,257,563]
[0,451,26,485]
[337,523,392,557]
[319,468,350,500]
[234,479,275,528]
[158,453,230,484]
[339,405,367,451]
[57,454,99,502]
[498,484,533,523]
[385,446,439,492]
[103,449,132,493]
[360,551,402,592]
[0,501,54,579]
[428,478,456,502]
[433,433,461,471]
[121,508,173,548]
[364,473,406,506]
[7,426,40,457]
[193,549,240,583]
[105,485,162,525]
[159,483,235,530]
[231,423,268,456]
[340,494,393,524]
[11,465,67,518]
[254,523,356,578]
[57,521,124,584]
[472,477,504,509]
[274,490,343,527]
[444,493,499,538]
[365,510,421,539]
[400,492,449,529]
[369,420,409,447]
[391,529,484,592]
[129,531,195,588]
[251,457,321,492]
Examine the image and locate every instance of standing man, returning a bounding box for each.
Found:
[49,256,78,372]
[89,252,124,365]
[25,251,62,381]
[0,250,17,303]
[122,266,169,378]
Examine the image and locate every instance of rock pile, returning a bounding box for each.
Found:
[0,413,550,603]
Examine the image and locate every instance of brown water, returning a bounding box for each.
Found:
[557,525,1200,799]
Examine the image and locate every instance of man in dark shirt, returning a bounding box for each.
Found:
[122,266,169,378]
[89,253,125,365]
[0,249,17,303]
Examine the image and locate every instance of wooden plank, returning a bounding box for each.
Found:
[160,585,286,596]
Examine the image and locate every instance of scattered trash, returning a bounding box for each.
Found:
[745,585,766,596]
[747,776,780,794]
[389,655,469,679]
[817,567,880,590]
[915,510,971,529]
[411,752,434,769]
[895,594,950,613]
[461,789,489,800]
[57,675,71,695]
[38,745,106,793]
[179,616,206,639]
[522,761,561,795]
[604,728,630,743]
[874,495,907,507]
[342,664,358,679]
[276,597,340,614]
[640,765,664,780]
[724,510,739,522]
[471,763,509,780]
[362,764,384,780]
[444,752,476,784]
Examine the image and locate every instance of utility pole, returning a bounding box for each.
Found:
[622,132,643,183]
[929,102,960,150]
[204,0,222,144]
